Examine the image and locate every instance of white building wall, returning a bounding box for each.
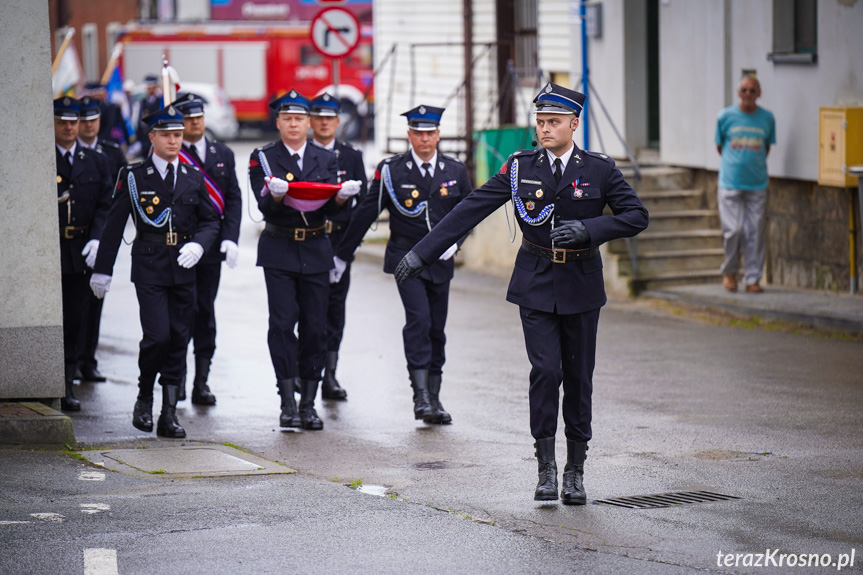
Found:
[660,0,863,181]
[373,0,496,156]
[569,0,629,158]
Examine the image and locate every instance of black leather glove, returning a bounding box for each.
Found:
[394,250,427,284]
[549,219,591,248]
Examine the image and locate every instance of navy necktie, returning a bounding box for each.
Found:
[165,163,174,190]
[553,158,562,185]
[422,162,432,184]
[64,151,72,168]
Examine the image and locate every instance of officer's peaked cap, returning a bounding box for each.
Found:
[533,82,585,117]
[141,104,185,131]
[402,105,444,131]
[269,89,310,115]
[79,96,102,120]
[174,92,208,118]
[54,96,81,120]
[310,93,340,117]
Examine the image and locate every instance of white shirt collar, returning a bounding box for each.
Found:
[184,138,206,162]
[546,144,575,171]
[311,137,335,152]
[57,142,77,159]
[151,153,179,182]
[78,138,98,150]
[284,141,307,158]
[410,149,438,176]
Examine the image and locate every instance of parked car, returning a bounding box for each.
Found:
[129,81,239,142]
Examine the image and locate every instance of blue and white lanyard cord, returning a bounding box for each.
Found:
[128,170,173,237]
[510,158,555,246]
[382,163,432,231]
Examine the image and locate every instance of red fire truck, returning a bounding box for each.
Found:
[118,22,373,131]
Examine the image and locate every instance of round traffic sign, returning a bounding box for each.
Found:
[310,7,361,59]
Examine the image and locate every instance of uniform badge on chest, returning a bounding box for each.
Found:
[287,173,294,181]
[525,200,535,210]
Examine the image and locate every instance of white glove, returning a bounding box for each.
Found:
[90,273,112,299]
[337,180,362,200]
[177,242,204,269]
[439,243,458,261]
[265,176,289,199]
[81,239,99,268]
[330,256,347,284]
[220,240,239,269]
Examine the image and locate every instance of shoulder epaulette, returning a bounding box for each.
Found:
[439,153,464,165]
[127,160,145,170]
[584,150,612,162]
[100,139,121,150]
[259,141,277,152]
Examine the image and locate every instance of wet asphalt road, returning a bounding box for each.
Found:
[2,141,862,575]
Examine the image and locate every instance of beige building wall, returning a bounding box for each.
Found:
[0,1,65,400]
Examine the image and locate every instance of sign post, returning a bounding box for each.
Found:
[310,7,361,91]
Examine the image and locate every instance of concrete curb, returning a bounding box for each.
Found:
[0,402,75,445]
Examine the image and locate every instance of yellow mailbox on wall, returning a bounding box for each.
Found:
[819,107,863,187]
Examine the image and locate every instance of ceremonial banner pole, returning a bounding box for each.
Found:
[51,28,75,75]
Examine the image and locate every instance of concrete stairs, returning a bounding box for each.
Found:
[609,165,722,294]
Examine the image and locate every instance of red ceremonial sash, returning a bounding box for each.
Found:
[178,148,225,217]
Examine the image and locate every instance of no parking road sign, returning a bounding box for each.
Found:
[310,7,361,59]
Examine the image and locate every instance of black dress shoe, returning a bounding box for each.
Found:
[80,366,107,382]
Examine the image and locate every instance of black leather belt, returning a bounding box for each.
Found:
[388,233,419,250]
[521,238,598,263]
[62,226,89,239]
[325,221,346,234]
[137,231,192,246]
[265,222,326,241]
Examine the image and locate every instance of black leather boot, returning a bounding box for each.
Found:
[561,440,588,505]
[132,376,155,432]
[298,379,323,430]
[321,351,347,400]
[276,379,301,428]
[156,384,186,438]
[60,363,81,412]
[424,373,451,424]
[534,438,558,501]
[409,369,433,420]
[191,356,216,405]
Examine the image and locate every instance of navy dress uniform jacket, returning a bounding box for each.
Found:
[94,158,221,285]
[326,140,368,229]
[186,138,243,265]
[56,146,113,274]
[249,141,340,275]
[412,146,649,314]
[336,151,472,283]
[94,138,127,188]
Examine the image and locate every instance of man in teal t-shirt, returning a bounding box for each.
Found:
[715,75,775,293]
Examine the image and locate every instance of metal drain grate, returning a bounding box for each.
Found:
[594,490,741,509]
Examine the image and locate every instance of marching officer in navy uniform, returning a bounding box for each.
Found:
[91,103,220,438]
[76,96,128,384]
[396,83,649,504]
[173,92,242,405]
[333,105,472,424]
[54,97,113,411]
[309,93,369,401]
[248,89,362,431]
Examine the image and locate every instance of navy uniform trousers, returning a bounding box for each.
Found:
[81,138,127,376]
[336,151,471,374]
[56,146,112,371]
[249,141,340,382]
[183,139,243,361]
[321,140,368,353]
[412,146,648,441]
[94,159,220,388]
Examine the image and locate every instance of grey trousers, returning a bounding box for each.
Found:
[718,187,767,285]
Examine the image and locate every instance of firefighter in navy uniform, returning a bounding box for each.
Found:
[91,104,220,438]
[173,92,242,405]
[248,89,362,431]
[76,96,128,384]
[309,93,369,400]
[395,83,649,504]
[333,105,472,424]
[54,97,113,411]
